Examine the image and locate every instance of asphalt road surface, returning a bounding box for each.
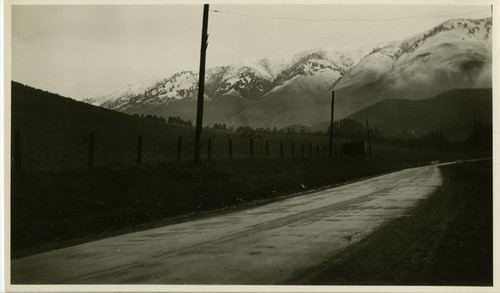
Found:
[12,165,444,284]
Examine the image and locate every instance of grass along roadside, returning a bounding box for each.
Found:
[12,156,425,259]
[286,159,492,285]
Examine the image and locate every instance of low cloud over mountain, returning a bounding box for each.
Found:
[86,17,492,129]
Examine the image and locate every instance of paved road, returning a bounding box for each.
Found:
[12,165,444,284]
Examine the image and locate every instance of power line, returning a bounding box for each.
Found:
[210,8,490,23]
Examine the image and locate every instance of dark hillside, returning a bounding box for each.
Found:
[12,81,194,136]
[347,88,491,140]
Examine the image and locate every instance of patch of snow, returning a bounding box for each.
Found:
[95,17,491,112]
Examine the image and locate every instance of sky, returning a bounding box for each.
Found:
[12,4,491,100]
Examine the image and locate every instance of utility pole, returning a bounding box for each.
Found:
[329,91,335,158]
[194,4,209,164]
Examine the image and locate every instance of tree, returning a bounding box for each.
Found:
[167,116,192,126]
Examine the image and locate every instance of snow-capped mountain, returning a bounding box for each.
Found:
[329,17,492,119]
[88,17,492,128]
[83,78,159,107]
[91,45,370,110]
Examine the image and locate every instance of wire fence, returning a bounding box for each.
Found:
[11,130,350,172]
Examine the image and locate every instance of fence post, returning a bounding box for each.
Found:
[309,143,312,158]
[265,140,269,158]
[291,142,295,157]
[301,144,304,157]
[316,144,320,157]
[88,133,95,169]
[250,138,254,159]
[13,130,21,171]
[137,135,143,164]
[323,146,326,157]
[228,138,233,160]
[177,136,182,162]
[280,142,284,158]
[208,137,212,161]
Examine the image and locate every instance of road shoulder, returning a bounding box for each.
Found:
[286,160,493,286]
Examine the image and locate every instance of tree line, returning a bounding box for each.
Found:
[129,113,492,152]
[133,114,192,126]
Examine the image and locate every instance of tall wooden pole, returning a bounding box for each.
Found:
[194,4,209,164]
[329,91,335,158]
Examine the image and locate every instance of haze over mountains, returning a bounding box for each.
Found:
[84,17,492,130]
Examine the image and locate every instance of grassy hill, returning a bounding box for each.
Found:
[347,88,492,140]
[12,81,341,170]
[312,88,492,141]
[12,81,191,134]
[12,81,199,170]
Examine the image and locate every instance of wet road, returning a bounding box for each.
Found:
[12,165,443,284]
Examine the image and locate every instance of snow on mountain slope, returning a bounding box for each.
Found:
[328,17,492,121]
[84,78,157,106]
[99,64,282,111]
[227,71,340,128]
[238,57,286,79]
[387,18,492,96]
[334,46,400,91]
[88,17,492,128]
[92,45,370,112]
[221,47,371,127]
[335,18,491,94]
[99,71,198,110]
[210,65,276,100]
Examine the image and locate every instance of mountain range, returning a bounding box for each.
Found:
[84,17,492,130]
